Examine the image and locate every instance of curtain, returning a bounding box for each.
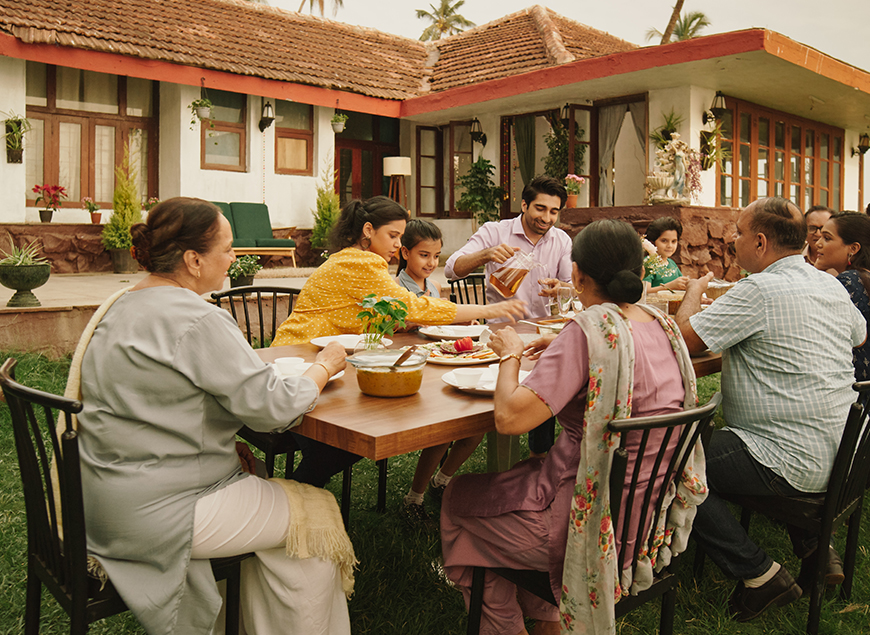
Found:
[514,115,536,189]
[598,105,627,207]
[627,102,647,152]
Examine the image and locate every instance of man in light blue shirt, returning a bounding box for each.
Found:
[676,197,866,623]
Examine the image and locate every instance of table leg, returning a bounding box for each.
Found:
[376,458,387,513]
[485,431,521,472]
[341,466,352,528]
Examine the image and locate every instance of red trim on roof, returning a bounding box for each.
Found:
[762,31,870,95]
[0,33,401,117]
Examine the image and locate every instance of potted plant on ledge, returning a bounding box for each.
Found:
[564,174,585,208]
[227,255,262,287]
[32,184,67,223]
[3,111,31,164]
[0,239,51,307]
[82,197,101,224]
[331,112,348,133]
[101,144,142,273]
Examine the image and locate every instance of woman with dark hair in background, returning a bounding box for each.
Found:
[815,211,870,380]
[75,197,353,634]
[441,219,704,635]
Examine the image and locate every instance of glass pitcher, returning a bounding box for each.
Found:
[489,250,544,298]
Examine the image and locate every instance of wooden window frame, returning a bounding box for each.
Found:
[25,65,159,209]
[716,97,844,210]
[274,103,314,176]
[415,125,443,218]
[448,120,473,218]
[200,93,247,173]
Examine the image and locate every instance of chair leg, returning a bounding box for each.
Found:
[467,567,485,635]
[264,450,276,478]
[841,504,862,600]
[341,466,352,528]
[284,449,296,479]
[24,568,41,635]
[224,561,242,635]
[659,586,677,635]
[376,458,388,513]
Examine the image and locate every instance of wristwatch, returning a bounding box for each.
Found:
[499,353,522,365]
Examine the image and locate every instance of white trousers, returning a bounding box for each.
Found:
[191,476,351,635]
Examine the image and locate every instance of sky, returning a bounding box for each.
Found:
[271,1,870,72]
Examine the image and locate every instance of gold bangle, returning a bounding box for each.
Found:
[499,353,522,365]
[312,361,331,376]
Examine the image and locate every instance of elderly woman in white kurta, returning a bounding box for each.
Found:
[75,197,352,635]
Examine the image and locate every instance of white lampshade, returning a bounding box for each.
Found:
[383,156,412,176]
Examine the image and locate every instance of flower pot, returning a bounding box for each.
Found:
[109,248,139,274]
[565,194,578,208]
[331,121,346,133]
[195,106,211,120]
[0,263,51,307]
[90,212,102,224]
[39,209,53,223]
[6,148,23,163]
[230,275,254,288]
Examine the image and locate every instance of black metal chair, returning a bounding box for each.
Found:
[0,357,250,635]
[693,381,870,635]
[466,393,723,635]
[449,273,487,305]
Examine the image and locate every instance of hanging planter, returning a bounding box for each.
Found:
[331,112,348,133]
[189,98,213,130]
[3,111,31,164]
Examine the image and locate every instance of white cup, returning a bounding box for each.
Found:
[275,357,305,376]
[454,368,484,388]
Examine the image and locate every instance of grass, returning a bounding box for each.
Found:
[0,355,867,634]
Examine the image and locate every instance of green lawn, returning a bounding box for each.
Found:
[0,354,867,634]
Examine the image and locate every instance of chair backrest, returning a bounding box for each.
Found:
[607,392,722,576]
[211,285,302,348]
[211,202,238,239]
[449,273,487,305]
[0,358,89,604]
[229,202,274,240]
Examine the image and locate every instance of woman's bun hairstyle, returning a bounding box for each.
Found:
[572,219,644,304]
[130,197,221,273]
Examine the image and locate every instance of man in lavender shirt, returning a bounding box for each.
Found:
[445,175,572,322]
[445,175,572,456]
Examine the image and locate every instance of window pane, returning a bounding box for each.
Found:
[739,113,751,143]
[791,155,800,182]
[833,137,842,161]
[25,61,47,107]
[833,163,841,208]
[378,117,400,144]
[57,68,118,114]
[420,129,436,156]
[455,125,472,153]
[820,160,829,188]
[58,122,82,201]
[805,129,814,156]
[805,187,814,210]
[275,101,310,130]
[339,148,353,206]
[775,151,784,181]
[820,133,829,160]
[774,182,784,197]
[791,126,801,154]
[775,122,785,150]
[94,125,115,203]
[720,174,732,206]
[573,109,592,135]
[129,129,148,201]
[820,189,828,206]
[757,147,769,179]
[204,130,241,165]
[127,77,153,117]
[276,137,308,171]
[720,110,733,140]
[722,141,733,174]
[791,184,799,206]
[740,179,750,207]
[758,118,769,146]
[338,112,373,141]
[739,144,751,177]
[420,156,436,188]
[25,119,45,198]
[757,178,767,197]
[804,157,815,185]
[209,89,245,124]
[420,188,436,216]
[361,150,373,200]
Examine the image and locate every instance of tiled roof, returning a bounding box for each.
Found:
[0,1,637,100]
[427,6,637,93]
[0,0,430,100]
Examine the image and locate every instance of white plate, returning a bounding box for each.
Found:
[418,325,490,341]
[309,335,392,352]
[442,369,530,394]
[425,347,499,365]
[275,362,345,382]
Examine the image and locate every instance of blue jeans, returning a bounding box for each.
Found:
[692,429,815,580]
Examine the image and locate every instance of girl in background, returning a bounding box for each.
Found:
[643,216,689,293]
[397,219,443,298]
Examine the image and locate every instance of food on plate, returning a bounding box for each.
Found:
[423,341,498,362]
[453,337,474,352]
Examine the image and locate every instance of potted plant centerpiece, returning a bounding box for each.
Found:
[331,112,348,133]
[189,98,213,129]
[346,293,429,397]
[564,174,585,208]
[32,184,67,223]
[101,144,143,273]
[0,239,51,307]
[227,255,262,287]
[82,197,101,224]
[3,111,31,164]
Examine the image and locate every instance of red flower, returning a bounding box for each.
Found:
[32,184,68,210]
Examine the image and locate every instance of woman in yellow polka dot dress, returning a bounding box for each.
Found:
[271,196,525,488]
[272,196,524,346]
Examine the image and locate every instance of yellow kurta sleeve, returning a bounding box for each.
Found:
[272,248,457,346]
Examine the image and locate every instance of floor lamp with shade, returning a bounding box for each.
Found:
[384,156,412,209]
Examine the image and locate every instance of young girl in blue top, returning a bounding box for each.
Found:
[643,216,689,293]
[396,219,484,524]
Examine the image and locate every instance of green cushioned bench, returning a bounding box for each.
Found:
[213,202,297,267]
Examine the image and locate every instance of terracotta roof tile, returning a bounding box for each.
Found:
[547,10,637,60]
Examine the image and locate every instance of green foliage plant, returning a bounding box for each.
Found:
[456,156,505,226]
[227,255,262,279]
[311,158,341,250]
[101,143,143,251]
[416,0,476,41]
[2,111,31,151]
[543,120,586,183]
[189,98,213,129]
[357,294,408,348]
[331,112,348,125]
[649,109,684,150]
[0,239,48,266]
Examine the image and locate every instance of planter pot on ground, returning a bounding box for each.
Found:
[109,248,139,274]
[0,263,51,307]
[230,275,254,288]
[90,212,102,224]
[39,209,53,223]
[6,148,23,163]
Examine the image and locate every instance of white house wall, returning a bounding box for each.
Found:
[0,56,28,224]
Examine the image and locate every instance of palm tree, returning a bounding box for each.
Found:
[416,0,475,41]
[297,0,344,17]
[646,8,711,44]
